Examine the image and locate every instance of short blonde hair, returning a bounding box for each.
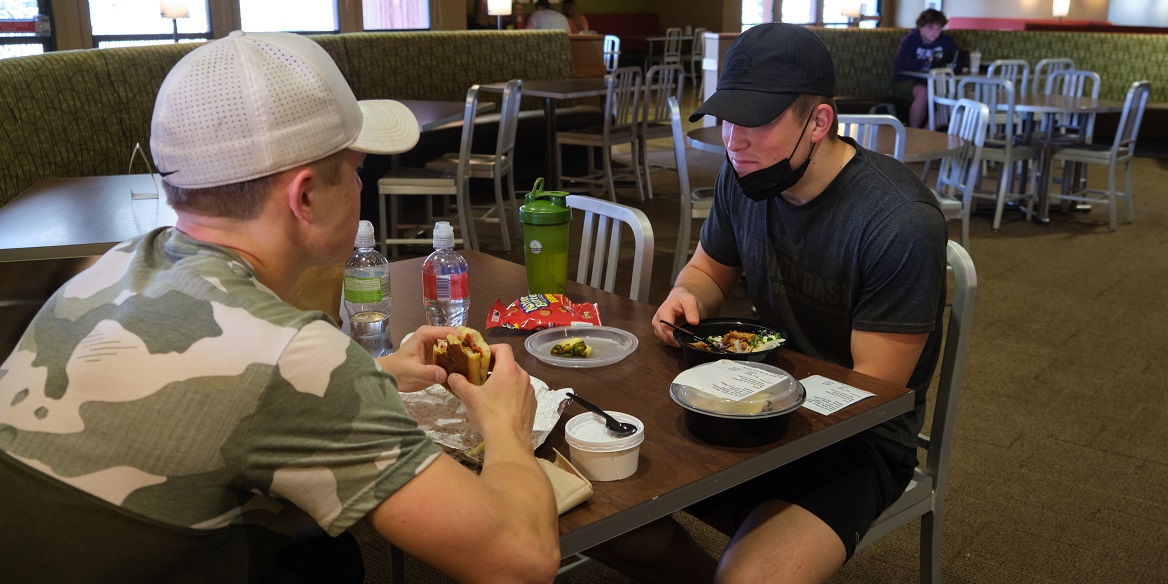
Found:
[164,150,346,219]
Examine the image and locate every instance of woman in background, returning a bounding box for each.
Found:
[563,0,590,34]
[467,0,494,29]
[891,8,959,128]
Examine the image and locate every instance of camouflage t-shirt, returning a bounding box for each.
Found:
[0,228,441,581]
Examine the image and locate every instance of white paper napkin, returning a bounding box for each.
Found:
[399,376,573,451]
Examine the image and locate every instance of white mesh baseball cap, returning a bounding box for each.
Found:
[150,31,420,189]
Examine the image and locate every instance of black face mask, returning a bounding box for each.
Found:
[730,110,816,202]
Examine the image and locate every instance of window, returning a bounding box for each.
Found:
[240,0,336,32]
[364,0,429,30]
[89,0,210,47]
[780,0,812,24]
[742,0,881,28]
[741,0,771,32]
[1,0,49,58]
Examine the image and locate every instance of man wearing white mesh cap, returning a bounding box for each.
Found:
[0,31,558,583]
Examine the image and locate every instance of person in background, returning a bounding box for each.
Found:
[588,23,947,584]
[467,0,494,30]
[510,1,527,29]
[562,0,590,34]
[892,8,959,128]
[526,0,569,31]
[0,31,560,584]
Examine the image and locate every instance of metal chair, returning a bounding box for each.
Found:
[986,59,1031,103]
[1042,69,1101,145]
[1032,57,1075,95]
[426,79,523,252]
[856,240,978,584]
[565,194,654,303]
[926,67,957,132]
[639,64,685,201]
[933,98,989,251]
[918,67,958,180]
[377,86,480,254]
[686,27,707,98]
[661,27,683,65]
[668,96,714,282]
[555,66,644,202]
[603,34,620,73]
[837,114,906,161]
[956,76,1038,231]
[1046,80,1151,231]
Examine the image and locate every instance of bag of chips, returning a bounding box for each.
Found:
[485,294,601,331]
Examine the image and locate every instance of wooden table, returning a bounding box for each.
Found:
[484,78,608,189]
[686,124,964,163]
[387,251,914,557]
[0,100,484,263]
[396,99,492,132]
[0,174,175,262]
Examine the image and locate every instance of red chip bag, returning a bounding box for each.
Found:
[485,294,602,331]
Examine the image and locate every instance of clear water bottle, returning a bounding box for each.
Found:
[343,220,393,357]
[422,221,470,327]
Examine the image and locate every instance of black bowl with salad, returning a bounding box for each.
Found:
[671,318,786,368]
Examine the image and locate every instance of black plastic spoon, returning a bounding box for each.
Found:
[659,320,728,353]
[567,392,638,437]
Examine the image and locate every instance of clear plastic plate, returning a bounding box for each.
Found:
[525,326,638,368]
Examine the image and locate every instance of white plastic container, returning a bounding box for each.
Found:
[564,411,645,481]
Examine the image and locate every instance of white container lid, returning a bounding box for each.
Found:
[565,411,645,453]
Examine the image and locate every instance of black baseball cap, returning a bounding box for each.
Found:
[690,23,836,127]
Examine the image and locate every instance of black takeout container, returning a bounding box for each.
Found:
[671,318,785,368]
[670,361,806,447]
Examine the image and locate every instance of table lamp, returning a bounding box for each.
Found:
[160,0,188,43]
[487,0,512,30]
[841,0,862,27]
[1053,0,1070,23]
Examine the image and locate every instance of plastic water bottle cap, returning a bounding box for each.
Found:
[433,221,455,249]
[354,220,376,248]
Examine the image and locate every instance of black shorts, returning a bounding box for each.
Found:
[687,431,917,560]
[891,78,923,102]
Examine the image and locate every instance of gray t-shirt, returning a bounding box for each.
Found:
[0,228,442,581]
[701,139,948,448]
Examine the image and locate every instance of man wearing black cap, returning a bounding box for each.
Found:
[603,23,948,583]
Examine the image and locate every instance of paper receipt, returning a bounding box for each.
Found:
[673,359,791,402]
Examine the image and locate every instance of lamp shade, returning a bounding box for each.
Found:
[841,0,862,19]
[1052,0,1070,18]
[488,0,512,16]
[160,0,189,19]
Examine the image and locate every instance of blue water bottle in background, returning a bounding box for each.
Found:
[343,220,393,357]
[422,221,470,327]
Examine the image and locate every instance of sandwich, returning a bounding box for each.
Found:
[432,326,492,386]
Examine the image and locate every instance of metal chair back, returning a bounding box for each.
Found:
[565,194,655,303]
[1032,57,1075,95]
[662,27,683,65]
[1044,69,1101,142]
[837,114,906,161]
[603,34,620,72]
[935,98,989,250]
[668,96,713,281]
[856,240,978,584]
[927,67,957,131]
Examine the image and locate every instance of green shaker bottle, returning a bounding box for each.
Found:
[519,178,572,294]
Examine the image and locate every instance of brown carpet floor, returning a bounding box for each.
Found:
[363,100,1168,583]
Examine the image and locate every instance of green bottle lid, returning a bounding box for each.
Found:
[519,178,572,225]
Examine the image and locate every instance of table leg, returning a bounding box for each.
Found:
[545,97,560,189]
[1032,112,1055,224]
